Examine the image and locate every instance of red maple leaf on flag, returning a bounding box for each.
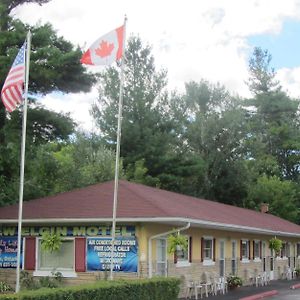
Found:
[95,40,114,58]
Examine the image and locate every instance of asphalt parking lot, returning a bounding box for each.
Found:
[180,279,300,300]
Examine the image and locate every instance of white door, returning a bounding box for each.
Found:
[231,240,237,275]
[156,239,167,276]
[219,240,225,277]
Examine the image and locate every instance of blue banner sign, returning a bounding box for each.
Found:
[0,237,22,268]
[87,237,138,272]
[0,225,135,237]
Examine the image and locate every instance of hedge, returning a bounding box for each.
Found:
[0,277,180,300]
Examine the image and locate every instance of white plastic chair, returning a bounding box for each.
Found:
[200,272,214,297]
[261,271,270,286]
[184,275,195,299]
[194,281,204,299]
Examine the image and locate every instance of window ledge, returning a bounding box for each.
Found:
[241,258,250,263]
[203,259,215,266]
[276,257,288,261]
[33,270,77,278]
[176,261,190,267]
[254,258,261,262]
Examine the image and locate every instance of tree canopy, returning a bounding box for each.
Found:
[0,4,299,224]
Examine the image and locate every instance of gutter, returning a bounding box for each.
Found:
[148,222,190,278]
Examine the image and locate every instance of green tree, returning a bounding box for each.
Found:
[92,36,175,178]
[247,47,280,95]
[0,0,96,204]
[20,134,119,201]
[245,48,300,181]
[247,175,299,223]
[184,80,248,204]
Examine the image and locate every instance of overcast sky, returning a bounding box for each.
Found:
[14,0,300,131]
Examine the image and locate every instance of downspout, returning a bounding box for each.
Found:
[148,222,191,278]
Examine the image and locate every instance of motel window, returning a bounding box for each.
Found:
[201,237,215,266]
[241,240,249,261]
[175,236,190,264]
[203,238,213,260]
[254,240,261,259]
[281,242,287,258]
[38,239,74,271]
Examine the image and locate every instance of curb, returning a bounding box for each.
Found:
[239,290,278,300]
[290,283,300,289]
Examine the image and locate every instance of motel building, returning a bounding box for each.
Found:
[0,180,300,296]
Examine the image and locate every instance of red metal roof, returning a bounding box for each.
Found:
[0,180,300,235]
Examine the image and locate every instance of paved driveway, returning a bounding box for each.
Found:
[180,279,300,300]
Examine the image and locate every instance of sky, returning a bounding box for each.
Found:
[14,0,300,131]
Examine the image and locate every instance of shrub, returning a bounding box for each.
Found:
[20,271,38,290]
[0,282,12,293]
[227,275,243,289]
[0,277,180,300]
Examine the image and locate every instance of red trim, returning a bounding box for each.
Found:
[248,240,251,260]
[75,237,86,272]
[240,240,242,260]
[213,238,216,261]
[189,236,192,263]
[24,237,36,270]
[201,237,204,262]
[240,290,278,300]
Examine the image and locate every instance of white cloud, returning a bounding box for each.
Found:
[39,89,98,132]
[13,0,300,129]
[277,67,300,98]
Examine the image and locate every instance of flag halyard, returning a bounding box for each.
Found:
[1,43,26,112]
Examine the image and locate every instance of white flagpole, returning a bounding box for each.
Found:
[109,16,127,280]
[15,31,31,293]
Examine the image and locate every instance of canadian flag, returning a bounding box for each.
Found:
[81,25,124,66]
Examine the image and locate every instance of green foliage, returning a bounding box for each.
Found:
[294,268,300,277]
[20,271,38,290]
[0,1,299,226]
[0,278,180,300]
[126,159,160,187]
[40,232,62,252]
[247,175,299,222]
[20,271,62,291]
[92,36,174,183]
[0,0,96,206]
[226,275,243,289]
[269,237,283,255]
[167,233,188,254]
[247,47,280,95]
[0,281,12,293]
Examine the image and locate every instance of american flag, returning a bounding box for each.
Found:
[1,42,26,112]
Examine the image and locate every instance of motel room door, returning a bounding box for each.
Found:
[219,240,225,277]
[156,239,167,276]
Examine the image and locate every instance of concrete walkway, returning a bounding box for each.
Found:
[180,279,300,300]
